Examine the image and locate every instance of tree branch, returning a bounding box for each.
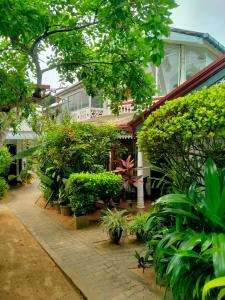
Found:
[41,58,135,74]
[31,21,99,53]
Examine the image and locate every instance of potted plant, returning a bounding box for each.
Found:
[128,212,149,241]
[58,188,72,216]
[53,200,61,213]
[114,155,141,207]
[100,209,128,244]
[70,194,97,229]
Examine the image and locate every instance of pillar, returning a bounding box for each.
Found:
[136,146,145,210]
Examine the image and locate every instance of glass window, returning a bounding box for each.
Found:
[186,46,206,80]
[206,50,217,65]
[80,90,89,108]
[61,97,69,111]
[158,44,180,95]
[91,95,103,108]
[67,91,89,111]
[68,95,75,111]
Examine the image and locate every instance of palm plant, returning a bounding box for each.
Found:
[139,159,225,300]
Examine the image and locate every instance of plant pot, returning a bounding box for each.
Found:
[60,205,72,216]
[136,231,145,242]
[109,229,123,244]
[74,215,89,229]
[53,201,61,213]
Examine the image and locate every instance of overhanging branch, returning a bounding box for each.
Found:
[31,21,99,53]
[41,58,135,73]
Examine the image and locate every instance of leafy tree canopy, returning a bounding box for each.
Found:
[0,0,176,114]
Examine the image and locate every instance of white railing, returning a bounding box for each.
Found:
[119,103,133,113]
[71,108,109,121]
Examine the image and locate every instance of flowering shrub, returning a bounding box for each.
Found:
[36,120,121,202]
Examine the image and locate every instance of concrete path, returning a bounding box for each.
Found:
[2,182,161,300]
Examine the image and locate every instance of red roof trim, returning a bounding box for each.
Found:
[129,53,225,130]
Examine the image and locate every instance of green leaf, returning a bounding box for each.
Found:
[212,234,225,278]
[204,158,220,214]
[218,288,225,300]
[202,277,225,300]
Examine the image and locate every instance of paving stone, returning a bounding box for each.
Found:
[3,182,161,300]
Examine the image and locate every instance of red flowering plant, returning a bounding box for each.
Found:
[114,155,141,200]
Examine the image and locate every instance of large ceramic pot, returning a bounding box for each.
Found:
[109,229,123,244]
[74,215,89,229]
[60,204,72,216]
[53,201,61,213]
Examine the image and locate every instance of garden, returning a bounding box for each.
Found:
[137,85,225,300]
[1,85,225,300]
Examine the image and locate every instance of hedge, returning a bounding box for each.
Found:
[66,172,122,216]
[0,177,8,197]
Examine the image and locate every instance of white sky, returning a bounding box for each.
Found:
[43,0,225,89]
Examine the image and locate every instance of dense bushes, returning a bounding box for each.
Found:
[0,177,8,197]
[0,146,11,178]
[36,120,121,202]
[138,159,225,299]
[138,84,225,191]
[66,172,122,216]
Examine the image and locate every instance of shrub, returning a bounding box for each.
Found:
[36,120,121,201]
[137,159,225,300]
[0,177,8,197]
[0,146,11,178]
[66,172,122,216]
[138,84,225,191]
[128,212,149,241]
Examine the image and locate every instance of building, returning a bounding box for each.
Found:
[5,120,37,176]
[51,28,225,209]
[53,28,225,121]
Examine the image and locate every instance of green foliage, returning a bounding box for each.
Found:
[138,85,225,191]
[36,121,121,202]
[20,158,33,183]
[0,146,11,178]
[128,212,149,241]
[100,209,128,236]
[138,159,225,299]
[0,0,176,115]
[0,177,8,197]
[66,172,122,216]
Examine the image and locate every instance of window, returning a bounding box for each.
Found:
[67,91,89,111]
[185,46,206,80]
[91,95,103,108]
[158,44,180,95]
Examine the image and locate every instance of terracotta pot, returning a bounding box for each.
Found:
[60,205,72,216]
[109,229,123,244]
[74,215,89,229]
[53,202,61,213]
[136,231,145,242]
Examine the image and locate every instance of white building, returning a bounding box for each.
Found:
[54,28,225,121]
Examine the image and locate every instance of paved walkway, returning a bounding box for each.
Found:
[2,182,161,300]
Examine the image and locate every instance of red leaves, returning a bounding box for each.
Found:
[114,155,140,190]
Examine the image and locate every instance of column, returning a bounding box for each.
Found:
[136,146,145,210]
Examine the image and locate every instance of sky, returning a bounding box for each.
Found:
[43,0,225,89]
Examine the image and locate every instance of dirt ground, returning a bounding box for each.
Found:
[0,207,82,300]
